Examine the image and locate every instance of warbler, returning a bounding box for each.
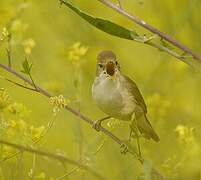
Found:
[92,50,159,142]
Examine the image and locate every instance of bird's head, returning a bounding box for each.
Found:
[96,50,120,80]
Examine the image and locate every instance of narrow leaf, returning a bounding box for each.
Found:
[61,0,141,40]
[21,58,32,75]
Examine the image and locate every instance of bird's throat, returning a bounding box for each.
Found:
[106,62,115,76]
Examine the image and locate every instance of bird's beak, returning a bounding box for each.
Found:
[106,61,115,80]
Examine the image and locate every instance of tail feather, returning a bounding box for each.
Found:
[134,114,160,142]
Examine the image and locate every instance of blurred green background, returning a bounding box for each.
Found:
[1,0,201,179]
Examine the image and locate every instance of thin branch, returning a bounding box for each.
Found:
[56,166,80,180]
[16,151,24,180]
[0,151,19,163]
[0,64,50,97]
[97,0,201,62]
[30,153,36,180]
[6,33,12,67]
[0,140,105,180]
[56,159,86,180]
[0,62,164,179]
[2,77,38,92]
[57,134,108,179]
[29,73,38,91]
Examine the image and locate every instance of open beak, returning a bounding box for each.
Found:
[106,61,115,79]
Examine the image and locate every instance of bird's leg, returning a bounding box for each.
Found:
[130,115,142,157]
[135,131,141,157]
[93,116,111,131]
[129,130,132,142]
[129,128,141,156]
[129,129,133,142]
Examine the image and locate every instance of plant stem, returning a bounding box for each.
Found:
[6,34,12,67]
[0,140,105,180]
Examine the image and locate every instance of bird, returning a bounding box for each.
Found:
[92,50,160,143]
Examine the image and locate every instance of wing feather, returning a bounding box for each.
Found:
[123,75,160,142]
[123,75,147,113]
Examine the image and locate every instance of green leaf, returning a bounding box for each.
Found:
[21,58,32,75]
[61,0,141,40]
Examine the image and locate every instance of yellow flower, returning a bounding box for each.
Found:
[30,126,45,141]
[0,90,10,109]
[0,27,9,41]
[8,120,17,128]
[8,102,30,118]
[12,119,27,132]
[175,124,195,143]
[50,95,70,115]
[22,38,36,55]
[68,42,88,62]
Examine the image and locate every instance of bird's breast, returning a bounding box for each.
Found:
[92,77,136,120]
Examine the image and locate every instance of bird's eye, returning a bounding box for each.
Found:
[98,64,103,68]
[115,61,118,65]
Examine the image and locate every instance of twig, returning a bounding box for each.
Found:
[97,0,201,62]
[6,33,12,67]
[56,166,80,180]
[3,77,38,92]
[0,64,49,96]
[73,63,84,160]
[0,140,105,180]
[57,136,107,179]
[0,62,164,179]
[0,151,19,163]
[30,153,36,180]
[29,73,38,91]
[93,137,107,156]
[56,159,86,180]
[16,151,24,180]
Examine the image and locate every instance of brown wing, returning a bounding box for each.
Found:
[123,75,147,113]
[123,75,160,142]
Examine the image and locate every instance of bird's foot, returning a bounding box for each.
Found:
[92,120,102,132]
[92,116,111,132]
[120,142,129,155]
